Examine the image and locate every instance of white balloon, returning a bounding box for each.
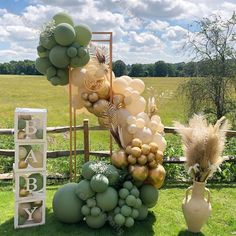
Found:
[135,127,153,144]
[152,134,167,151]
[136,118,145,129]
[129,79,145,94]
[125,96,146,115]
[151,115,161,124]
[137,112,150,124]
[113,78,129,95]
[126,116,136,125]
[128,124,138,134]
[157,123,165,133]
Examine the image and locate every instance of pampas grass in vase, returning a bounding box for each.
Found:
[175,114,230,233]
[174,114,230,182]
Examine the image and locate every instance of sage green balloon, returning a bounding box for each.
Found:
[140,184,159,208]
[136,204,148,221]
[35,57,52,74]
[74,24,92,46]
[75,179,95,201]
[78,47,86,57]
[54,23,76,46]
[49,45,70,68]
[86,213,107,229]
[57,69,69,85]
[18,118,26,129]
[70,53,90,68]
[40,34,57,49]
[37,45,46,53]
[50,76,61,86]
[53,12,74,26]
[53,183,84,223]
[67,46,77,58]
[46,66,57,78]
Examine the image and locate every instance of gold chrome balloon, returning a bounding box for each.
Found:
[147,164,166,189]
[111,150,128,168]
[131,165,149,182]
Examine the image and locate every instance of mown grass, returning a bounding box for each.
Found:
[0,75,186,128]
[0,183,235,236]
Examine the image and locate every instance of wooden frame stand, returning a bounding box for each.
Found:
[68,32,113,182]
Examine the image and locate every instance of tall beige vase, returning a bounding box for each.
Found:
[182,181,212,233]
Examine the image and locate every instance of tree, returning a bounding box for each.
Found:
[154,61,168,77]
[129,64,144,77]
[113,60,127,77]
[181,12,236,122]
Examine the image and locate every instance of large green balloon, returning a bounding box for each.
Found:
[40,34,57,50]
[49,45,70,68]
[35,57,52,74]
[96,187,118,211]
[50,76,61,86]
[86,213,107,229]
[53,183,84,223]
[140,184,159,208]
[57,69,69,85]
[54,23,76,46]
[53,12,74,26]
[74,24,92,46]
[90,174,109,193]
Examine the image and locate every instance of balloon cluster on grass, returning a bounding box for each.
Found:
[53,161,159,229]
[35,12,92,86]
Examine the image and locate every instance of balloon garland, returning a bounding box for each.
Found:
[36,12,167,230]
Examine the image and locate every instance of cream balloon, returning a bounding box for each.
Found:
[72,94,83,109]
[129,79,145,94]
[136,112,150,124]
[113,78,129,95]
[134,127,153,144]
[119,124,133,147]
[149,120,159,133]
[125,96,146,115]
[152,133,167,152]
[130,91,140,100]
[71,68,87,87]
[121,75,132,83]
[157,123,165,133]
[151,115,161,124]
[128,124,138,134]
[123,88,133,97]
[124,96,132,106]
[136,118,145,129]
[126,116,136,125]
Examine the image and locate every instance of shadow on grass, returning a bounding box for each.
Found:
[178,229,205,236]
[0,208,156,236]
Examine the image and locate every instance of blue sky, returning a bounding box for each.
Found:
[0,0,235,64]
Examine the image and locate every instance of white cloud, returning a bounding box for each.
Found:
[0,0,235,63]
[146,20,169,31]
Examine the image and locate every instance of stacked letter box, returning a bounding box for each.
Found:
[14,108,47,228]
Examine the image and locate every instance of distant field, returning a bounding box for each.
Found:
[0,75,188,128]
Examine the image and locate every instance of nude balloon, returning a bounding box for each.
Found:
[71,68,87,87]
[117,108,131,126]
[152,133,167,152]
[129,79,145,94]
[157,123,165,133]
[121,75,132,83]
[125,97,146,115]
[113,78,129,95]
[136,112,150,124]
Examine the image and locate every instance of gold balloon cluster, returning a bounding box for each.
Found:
[111,138,166,189]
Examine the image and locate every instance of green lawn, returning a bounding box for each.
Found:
[0,183,235,236]
[0,75,187,128]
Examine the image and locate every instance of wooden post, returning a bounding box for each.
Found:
[83,119,90,162]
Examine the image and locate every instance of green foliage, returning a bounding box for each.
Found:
[113,60,127,77]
